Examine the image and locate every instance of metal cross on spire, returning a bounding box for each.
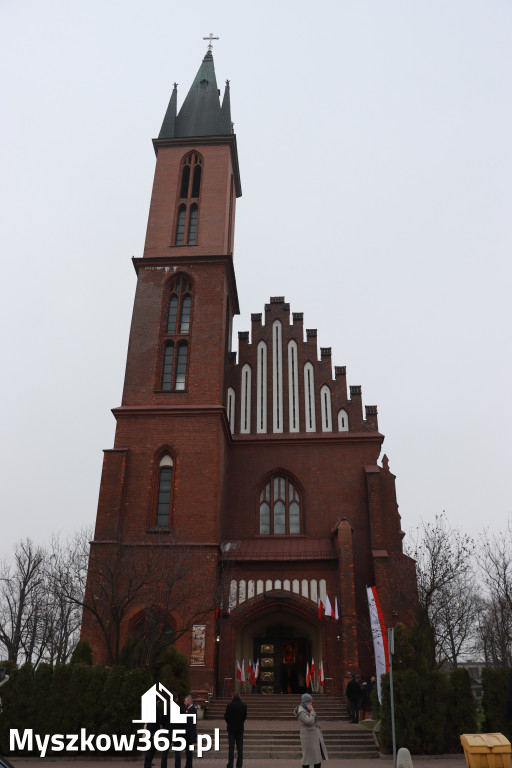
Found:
[203,33,219,51]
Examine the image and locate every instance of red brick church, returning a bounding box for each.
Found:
[83,47,417,696]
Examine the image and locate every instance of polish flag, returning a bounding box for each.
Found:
[236,660,242,681]
[318,596,324,620]
[306,662,310,688]
[311,657,315,685]
[335,596,339,620]
[255,658,260,680]
[319,661,325,686]
[248,659,253,685]
[366,585,390,703]
[325,594,332,617]
[228,596,233,615]
[241,660,245,684]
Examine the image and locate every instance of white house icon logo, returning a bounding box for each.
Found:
[132,682,196,727]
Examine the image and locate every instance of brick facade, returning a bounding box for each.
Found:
[82,51,417,696]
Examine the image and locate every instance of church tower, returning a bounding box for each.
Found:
[84,49,241,680]
[84,47,417,696]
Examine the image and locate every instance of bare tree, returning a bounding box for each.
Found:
[408,513,477,667]
[477,524,512,667]
[52,530,217,664]
[0,539,46,664]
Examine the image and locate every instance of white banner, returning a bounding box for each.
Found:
[366,585,389,702]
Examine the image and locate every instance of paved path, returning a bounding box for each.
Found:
[11,758,469,768]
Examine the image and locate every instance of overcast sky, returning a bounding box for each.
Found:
[1,0,511,557]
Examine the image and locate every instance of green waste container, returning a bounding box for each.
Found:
[461,733,511,768]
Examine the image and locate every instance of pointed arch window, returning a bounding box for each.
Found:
[320,385,332,432]
[156,455,174,526]
[259,475,301,535]
[338,409,349,432]
[160,274,192,391]
[174,152,203,245]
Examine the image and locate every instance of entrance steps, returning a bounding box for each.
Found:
[201,697,379,759]
[206,694,350,721]
[198,724,378,760]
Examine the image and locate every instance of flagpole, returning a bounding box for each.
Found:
[388,627,396,768]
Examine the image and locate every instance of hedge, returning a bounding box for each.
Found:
[379,667,476,754]
[0,649,188,755]
[482,668,512,742]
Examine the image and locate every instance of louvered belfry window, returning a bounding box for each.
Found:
[161,274,192,391]
[174,153,202,245]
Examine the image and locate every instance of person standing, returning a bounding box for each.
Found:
[345,674,362,724]
[366,675,376,719]
[293,693,329,768]
[174,694,197,768]
[224,692,247,768]
[144,699,168,768]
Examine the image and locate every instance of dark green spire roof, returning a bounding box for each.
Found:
[159,50,233,139]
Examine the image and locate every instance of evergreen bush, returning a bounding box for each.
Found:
[70,639,93,665]
[445,668,477,752]
[482,668,512,741]
[379,668,475,754]
[0,635,191,755]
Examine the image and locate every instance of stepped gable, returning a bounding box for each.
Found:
[226,296,379,436]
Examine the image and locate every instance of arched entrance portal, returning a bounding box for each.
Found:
[235,605,322,695]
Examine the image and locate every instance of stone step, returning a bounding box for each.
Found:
[206,696,350,721]
[195,725,378,759]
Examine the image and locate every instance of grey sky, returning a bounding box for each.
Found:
[1,0,511,555]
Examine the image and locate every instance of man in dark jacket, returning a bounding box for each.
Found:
[345,674,362,723]
[174,695,197,768]
[224,692,247,768]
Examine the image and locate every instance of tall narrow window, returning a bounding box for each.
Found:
[304,363,316,432]
[167,296,179,334]
[272,321,283,433]
[180,296,191,333]
[240,364,252,434]
[175,343,188,390]
[188,205,198,245]
[174,152,203,245]
[288,341,299,432]
[175,205,186,245]
[156,455,174,526]
[162,344,174,390]
[160,274,193,391]
[320,385,332,432]
[259,475,301,535]
[227,387,236,433]
[256,341,267,434]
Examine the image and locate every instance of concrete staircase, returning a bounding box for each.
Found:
[200,696,379,759]
[206,694,350,721]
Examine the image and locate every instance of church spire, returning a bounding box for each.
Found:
[158,49,233,139]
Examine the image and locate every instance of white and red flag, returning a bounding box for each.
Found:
[366,585,389,703]
[325,594,332,617]
[335,596,339,620]
[248,659,253,685]
[255,658,260,681]
[319,661,325,687]
[241,660,245,684]
[318,596,324,620]
[311,657,315,685]
[236,660,242,681]
[306,662,310,687]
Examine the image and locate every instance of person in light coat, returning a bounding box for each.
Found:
[293,693,328,768]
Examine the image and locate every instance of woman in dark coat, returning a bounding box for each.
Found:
[293,693,328,768]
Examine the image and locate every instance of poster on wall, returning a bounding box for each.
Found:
[190,624,206,665]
